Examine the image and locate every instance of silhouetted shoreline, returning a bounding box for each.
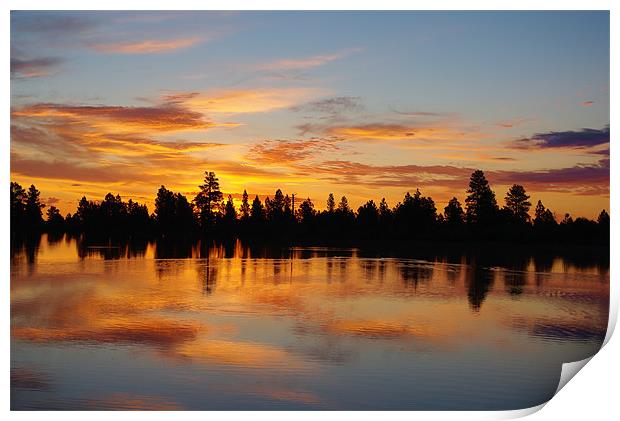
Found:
[11,169,609,248]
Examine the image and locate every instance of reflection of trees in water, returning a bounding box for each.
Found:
[377,259,387,282]
[76,235,148,260]
[326,257,334,283]
[197,263,218,295]
[398,263,434,289]
[10,233,42,271]
[240,259,247,283]
[360,259,377,281]
[445,265,462,284]
[533,254,555,286]
[464,258,494,311]
[155,239,194,259]
[502,257,530,296]
[503,270,527,296]
[46,231,64,246]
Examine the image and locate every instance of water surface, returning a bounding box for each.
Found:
[11,235,609,410]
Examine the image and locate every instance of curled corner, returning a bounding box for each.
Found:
[555,356,593,395]
[493,402,547,419]
[489,356,596,420]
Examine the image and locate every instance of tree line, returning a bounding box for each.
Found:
[10,169,609,246]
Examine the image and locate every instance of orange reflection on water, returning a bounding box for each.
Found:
[10,234,610,410]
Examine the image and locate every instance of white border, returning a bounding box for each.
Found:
[3,1,617,420]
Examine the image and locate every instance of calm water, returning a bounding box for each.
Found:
[11,235,609,410]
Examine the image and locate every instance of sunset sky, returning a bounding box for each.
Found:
[10,11,609,218]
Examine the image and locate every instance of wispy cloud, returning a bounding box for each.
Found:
[387,106,449,118]
[495,118,530,129]
[89,36,203,54]
[257,48,363,72]
[11,13,95,35]
[11,56,65,79]
[291,96,364,116]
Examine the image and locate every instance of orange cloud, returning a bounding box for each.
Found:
[582,100,595,107]
[325,123,483,141]
[164,88,323,114]
[249,138,342,164]
[90,37,203,54]
[12,103,216,133]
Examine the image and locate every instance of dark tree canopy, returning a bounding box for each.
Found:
[465,170,498,225]
[297,198,316,224]
[337,196,352,215]
[534,200,556,227]
[223,195,237,224]
[10,168,609,248]
[444,197,465,225]
[194,171,223,229]
[505,184,532,223]
[154,185,194,234]
[24,184,45,228]
[240,190,250,220]
[250,195,265,222]
[326,193,336,213]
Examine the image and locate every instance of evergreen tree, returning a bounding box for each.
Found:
[24,184,45,228]
[297,198,316,224]
[194,171,223,228]
[597,209,610,230]
[10,182,27,230]
[250,195,265,221]
[337,196,351,214]
[465,170,498,225]
[46,205,64,229]
[266,189,286,221]
[444,197,464,225]
[357,200,379,230]
[240,190,251,220]
[533,200,556,226]
[223,195,237,222]
[326,193,336,213]
[505,184,531,222]
[154,185,175,229]
[379,198,390,218]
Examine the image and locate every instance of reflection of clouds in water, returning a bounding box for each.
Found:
[174,338,314,371]
[78,393,183,410]
[510,316,608,343]
[12,318,199,348]
[11,367,50,391]
[10,237,609,409]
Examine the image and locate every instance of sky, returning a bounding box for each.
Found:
[10,11,610,218]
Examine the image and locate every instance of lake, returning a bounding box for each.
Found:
[10,234,609,410]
